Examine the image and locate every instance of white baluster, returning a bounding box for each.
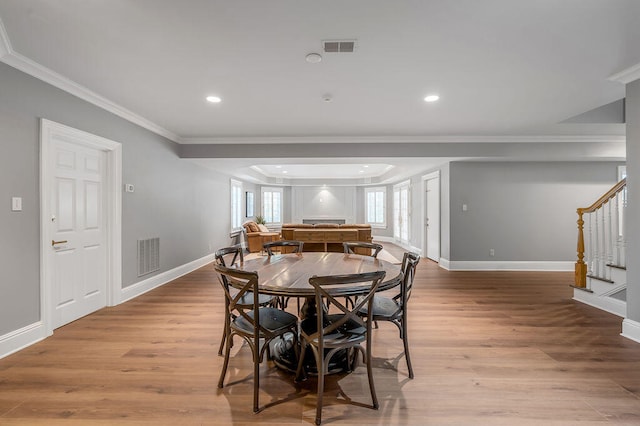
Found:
[594,209,601,277]
[621,186,627,268]
[614,192,621,267]
[587,213,596,276]
[600,207,605,278]
[607,200,613,281]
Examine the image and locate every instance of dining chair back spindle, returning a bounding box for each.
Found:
[214,246,274,356]
[339,242,384,309]
[358,251,420,378]
[343,241,383,258]
[263,240,305,310]
[296,270,386,425]
[263,240,304,256]
[214,245,244,267]
[215,265,298,414]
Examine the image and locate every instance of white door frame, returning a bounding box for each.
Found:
[421,171,440,261]
[40,119,122,336]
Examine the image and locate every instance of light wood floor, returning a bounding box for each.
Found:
[2,246,640,425]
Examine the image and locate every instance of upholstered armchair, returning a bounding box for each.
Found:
[242,221,280,252]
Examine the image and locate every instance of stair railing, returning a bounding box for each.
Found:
[575,178,626,289]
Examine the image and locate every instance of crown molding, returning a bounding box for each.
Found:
[0,14,178,143]
[1,51,179,142]
[179,134,625,145]
[608,62,640,84]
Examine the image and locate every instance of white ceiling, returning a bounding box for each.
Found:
[0,0,637,182]
[253,163,393,179]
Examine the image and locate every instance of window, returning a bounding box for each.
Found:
[393,180,410,244]
[230,179,242,231]
[262,187,283,224]
[365,187,386,228]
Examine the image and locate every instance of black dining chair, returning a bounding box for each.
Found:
[263,240,304,311]
[215,264,299,414]
[343,241,383,258]
[263,239,304,256]
[296,270,386,425]
[214,246,275,356]
[340,242,384,309]
[357,251,420,378]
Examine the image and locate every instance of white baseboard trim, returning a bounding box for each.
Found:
[572,290,626,318]
[621,318,640,344]
[1,254,216,359]
[439,258,451,270]
[0,321,48,360]
[442,260,573,271]
[373,236,422,256]
[121,253,216,303]
[375,251,575,272]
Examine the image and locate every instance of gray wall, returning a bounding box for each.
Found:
[626,79,639,323]
[448,161,622,262]
[0,62,231,335]
[121,139,230,288]
[439,163,451,260]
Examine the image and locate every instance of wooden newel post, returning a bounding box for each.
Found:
[574,209,587,288]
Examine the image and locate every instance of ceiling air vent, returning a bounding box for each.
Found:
[323,40,356,53]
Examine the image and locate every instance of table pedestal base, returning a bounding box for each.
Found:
[270,335,351,376]
[269,296,352,376]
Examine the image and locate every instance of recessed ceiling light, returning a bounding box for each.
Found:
[206,95,222,103]
[275,165,282,169]
[282,170,288,174]
[363,165,369,168]
[424,94,440,102]
[359,170,364,173]
[306,53,323,63]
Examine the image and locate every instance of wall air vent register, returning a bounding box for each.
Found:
[138,237,160,276]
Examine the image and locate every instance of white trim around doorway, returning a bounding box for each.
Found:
[421,171,441,263]
[39,119,122,337]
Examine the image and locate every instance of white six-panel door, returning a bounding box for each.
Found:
[50,139,107,328]
[41,119,122,334]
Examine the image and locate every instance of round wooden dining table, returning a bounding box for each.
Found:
[234,251,403,298]
[231,251,403,373]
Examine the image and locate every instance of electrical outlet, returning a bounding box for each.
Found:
[489,249,495,256]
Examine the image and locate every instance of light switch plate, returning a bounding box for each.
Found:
[11,197,22,211]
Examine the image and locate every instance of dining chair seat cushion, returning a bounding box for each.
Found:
[300,314,367,344]
[233,291,274,307]
[356,294,400,319]
[232,307,298,335]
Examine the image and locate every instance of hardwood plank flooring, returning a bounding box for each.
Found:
[2,244,640,425]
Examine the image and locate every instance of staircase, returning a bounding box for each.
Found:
[573,178,627,317]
